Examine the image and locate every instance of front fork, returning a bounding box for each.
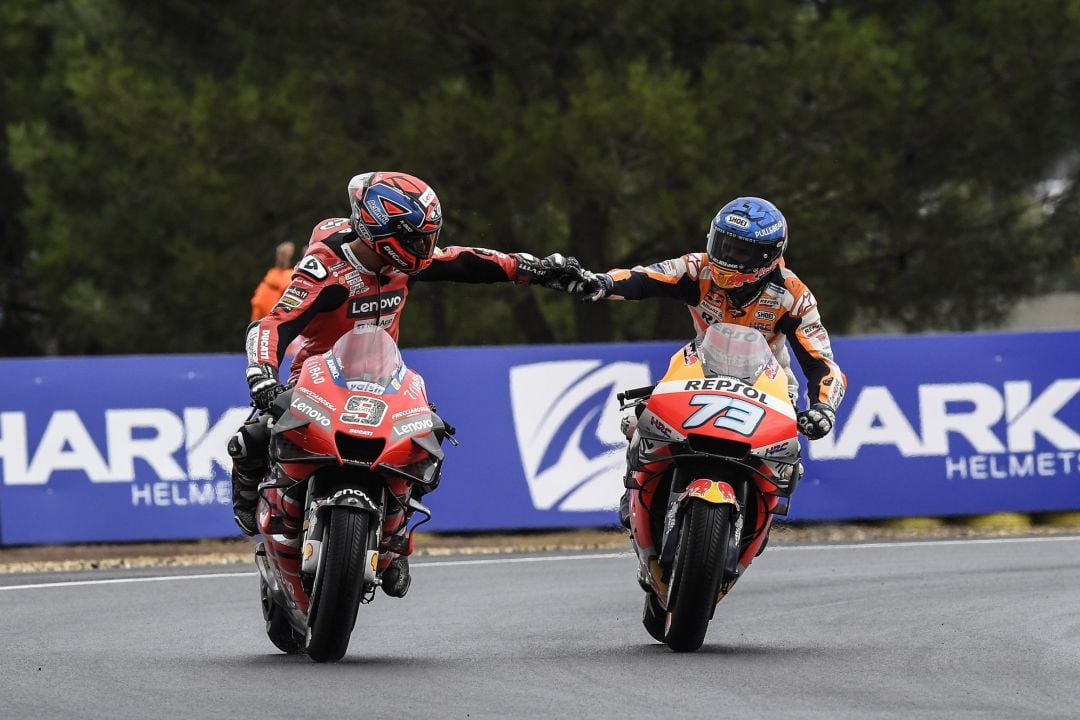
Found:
[631,468,743,604]
[300,486,384,589]
[299,474,434,599]
[658,476,742,582]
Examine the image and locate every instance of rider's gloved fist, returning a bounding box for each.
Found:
[570,271,614,302]
[540,253,585,291]
[797,402,836,440]
[515,253,584,291]
[246,363,285,411]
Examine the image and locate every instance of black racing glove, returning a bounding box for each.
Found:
[571,271,614,302]
[246,363,285,411]
[797,402,836,440]
[516,253,585,291]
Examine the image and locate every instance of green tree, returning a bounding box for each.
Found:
[3,0,1079,355]
[0,0,61,353]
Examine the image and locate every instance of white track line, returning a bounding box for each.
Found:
[0,553,631,592]
[1,536,1078,592]
[413,551,631,568]
[771,534,1080,552]
[0,571,256,592]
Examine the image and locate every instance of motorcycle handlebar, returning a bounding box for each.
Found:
[617,384,656,403]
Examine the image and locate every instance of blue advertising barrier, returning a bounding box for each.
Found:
[798,330,1080,519]
[0,330,1078,544]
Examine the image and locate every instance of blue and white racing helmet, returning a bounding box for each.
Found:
[706,197,788,288]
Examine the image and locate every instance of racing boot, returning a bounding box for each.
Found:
[379,502,413,598]
[231,468,261,537]
[227,422,271,537]
[380,556,411,598]
[619,488,632,530]
[754,461,803,558]
[788,459,804,496]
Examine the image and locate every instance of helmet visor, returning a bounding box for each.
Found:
[707,227,783,272]
[400,228,440,260]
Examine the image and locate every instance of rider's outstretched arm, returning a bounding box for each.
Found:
[592,252,707,304]
[410,246,523,283]
[411,247,580,289]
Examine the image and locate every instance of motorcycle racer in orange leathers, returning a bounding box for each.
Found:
[573,196,846,527]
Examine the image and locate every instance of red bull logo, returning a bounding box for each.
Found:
[684,480,738,505]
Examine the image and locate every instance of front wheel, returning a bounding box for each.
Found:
[305,507,372,662]
[664,501,733,652]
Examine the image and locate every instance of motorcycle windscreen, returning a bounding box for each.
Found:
[330,325,405,388]
[697,322,774,382]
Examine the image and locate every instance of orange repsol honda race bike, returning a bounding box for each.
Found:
[618,322,800,652]
[255,325,455,662]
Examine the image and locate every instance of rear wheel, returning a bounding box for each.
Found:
[305,507,371,662]
[664,501,733,652]
[642,592,666,643]
[260,575,304,654]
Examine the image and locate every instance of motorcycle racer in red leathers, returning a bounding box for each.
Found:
[572,196,846,527]
[229,171,585,595]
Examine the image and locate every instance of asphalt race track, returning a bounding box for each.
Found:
[2,536,1079,720]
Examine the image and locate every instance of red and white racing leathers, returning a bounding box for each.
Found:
[246,218,534,381]
[606,253,846,410]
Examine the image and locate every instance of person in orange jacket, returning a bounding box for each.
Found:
[250,241,297,321]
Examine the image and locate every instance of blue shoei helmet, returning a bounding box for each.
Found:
[706,197,788,288]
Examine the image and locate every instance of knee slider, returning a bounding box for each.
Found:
[227,432,247,461]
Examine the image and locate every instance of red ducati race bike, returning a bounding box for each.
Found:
[618,322,800,652]
[254,325,454,662]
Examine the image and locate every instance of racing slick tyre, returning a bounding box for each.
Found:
[305,507,371,663]
[260,575,305,654]
[664,501,732,653]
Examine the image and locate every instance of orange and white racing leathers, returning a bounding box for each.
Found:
[605,253,846,411]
